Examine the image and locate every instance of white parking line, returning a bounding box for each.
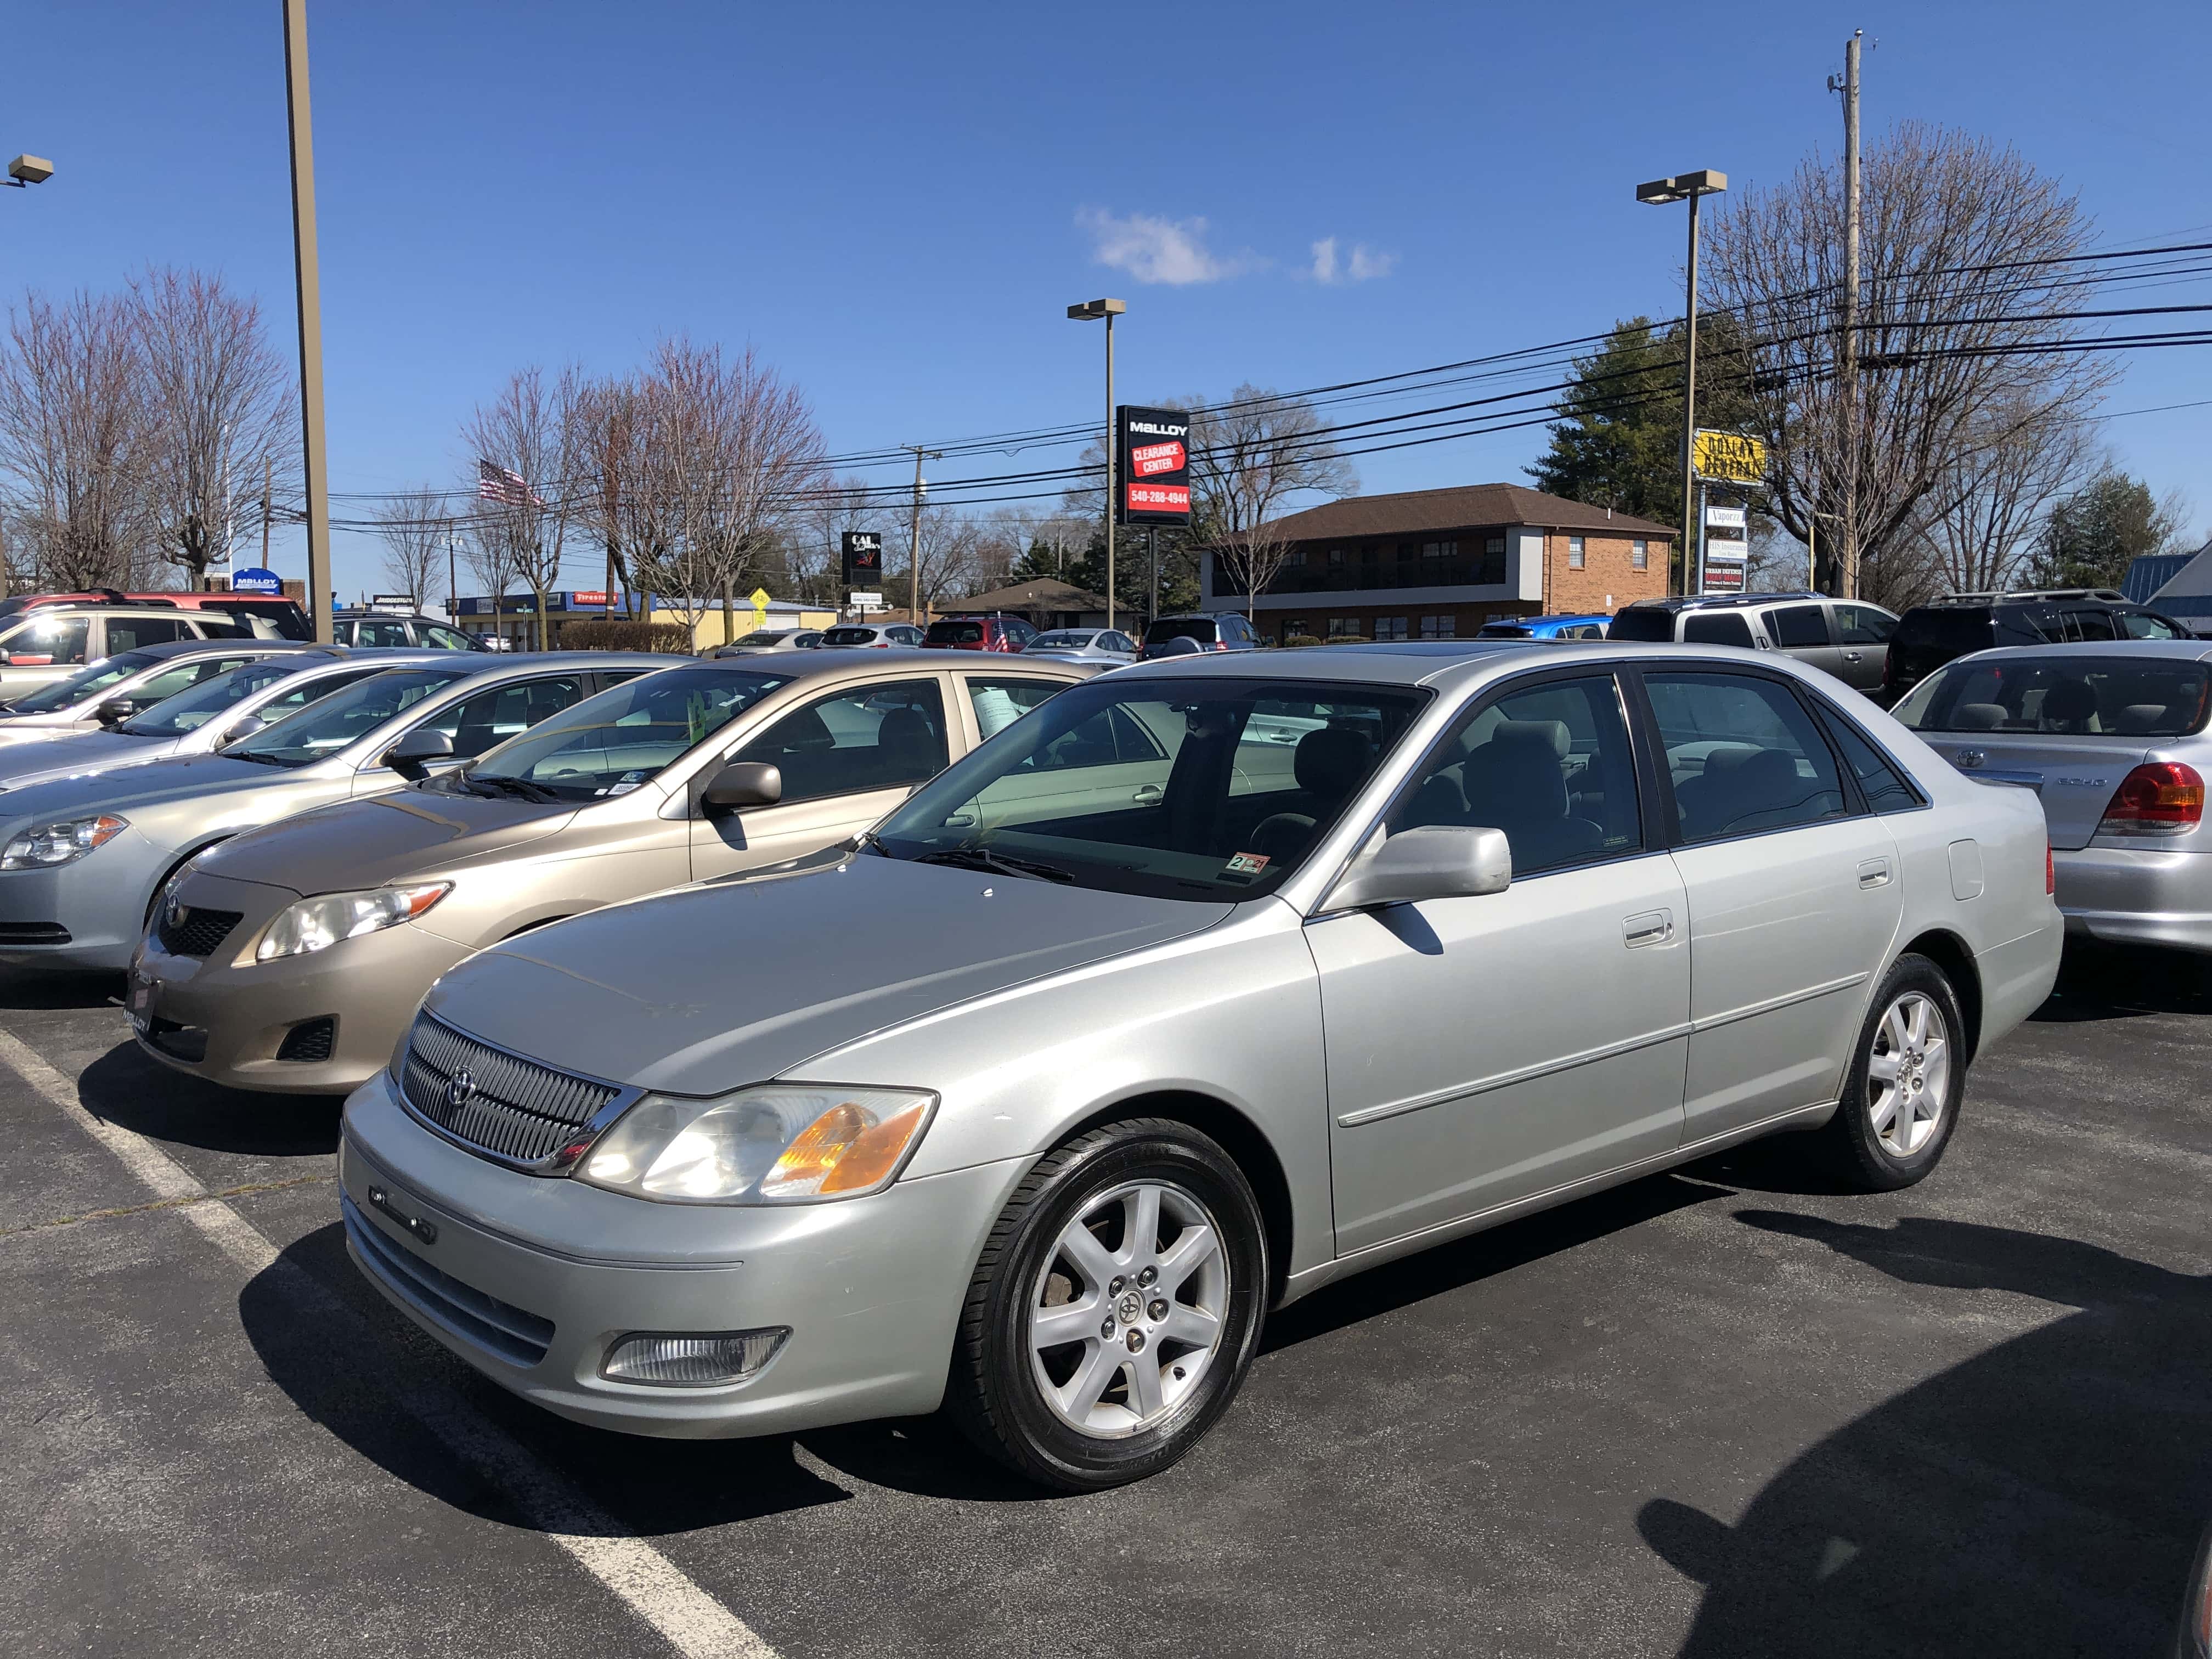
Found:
[0,1026,780,1659]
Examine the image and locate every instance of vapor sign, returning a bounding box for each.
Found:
[1116,406,1192,526]
[841,531,883,585]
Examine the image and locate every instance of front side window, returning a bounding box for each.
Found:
[1768,605,1831,648]
[418,675,591,760]
[1,614,91,668]
[2121,612,2186,641]
[873,677,1426,901]
[1645,672,1848,843]
[227,668,469,767]
[1834,603,1895,645]
[1682,611,1756,648]
[7,649,163,713]
[1391,674,1641,877]
[421,625,478,651]
[732,678,947,804]
[1892,657,2212,737]
[119,658,311,735]
[462,666,794,799]
[352,618,412,648]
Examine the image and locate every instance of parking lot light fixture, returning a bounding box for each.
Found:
[1637,170,1727,595]
[1067,298,1126,634]
[5,155,54,188]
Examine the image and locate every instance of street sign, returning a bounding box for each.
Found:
[1693,430,1768,485]
[1703,540,1748,563]
[1705,504,1747,531]
[841,531,883,585]
[849,590,885,611]
[1701,563,1745,592]
[747,587,771,631]
[232,567,283,596]
[1115,405,1193,526]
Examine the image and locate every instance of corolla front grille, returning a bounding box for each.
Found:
[157,905,241,958]
[399,1012,623,1171]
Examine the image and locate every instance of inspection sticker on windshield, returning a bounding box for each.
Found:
[1223,851,1271,879]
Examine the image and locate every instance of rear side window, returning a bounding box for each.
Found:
[1682,612,1756,648]
[966,676,1067,740]
[1835,604,1895,645]
[1767,605,1830,648]
[1818,710,1923,814]
[354,618,413,648]
[1645,672,1849,842]
[2064,608,2118,642]
[1894,608,1995,663]
[1604,608,1674,643]
[105,617,188,651]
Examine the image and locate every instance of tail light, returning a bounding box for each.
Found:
[2098,761,2204,834]
[2046,843,2055,895]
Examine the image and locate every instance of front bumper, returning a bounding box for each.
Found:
[0,830,166,969]
[2054,842,2212,954]
[338,1069,1027,1438]
[129,868,470,1094]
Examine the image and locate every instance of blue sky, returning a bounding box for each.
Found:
[3,0,2207,595]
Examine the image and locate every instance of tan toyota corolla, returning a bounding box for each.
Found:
[131,650,1102,1094]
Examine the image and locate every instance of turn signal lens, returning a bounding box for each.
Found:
[2046,843,2055,896]
[762,1097,932,1198]
[2098,761,2204,834]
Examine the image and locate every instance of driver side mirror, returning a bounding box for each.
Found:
[383,727,454,777]
[94,698,140,727]
[217,714,266,747]
[1325,825,1512,911]
[700,760,781,815]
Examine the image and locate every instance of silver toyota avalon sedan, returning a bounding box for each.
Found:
[0,652,666,972]
[338,641,2061,1489]
[1891,637,2212,952]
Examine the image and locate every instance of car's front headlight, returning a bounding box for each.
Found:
[1,814,128,871]
[576,1085,936,1205]
[255,882,452,962]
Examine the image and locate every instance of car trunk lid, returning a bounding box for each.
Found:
[1920,732,2155,849]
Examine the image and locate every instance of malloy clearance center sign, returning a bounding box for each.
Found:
[1116,406,1192,526]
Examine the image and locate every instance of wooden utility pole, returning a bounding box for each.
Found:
[902,444,939,623]
[259,454,273,568]
[282,0,334,642]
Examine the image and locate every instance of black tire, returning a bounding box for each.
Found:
[1816,953,1968,1192]
[945,1117,1269,1492]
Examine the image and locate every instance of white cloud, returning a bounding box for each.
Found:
[1077,208,1248,285]
[1311,236,1397,285]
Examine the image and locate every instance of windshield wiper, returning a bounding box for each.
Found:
[465,774,560,803]
[912,845,1076,884]
[227,749,297,766]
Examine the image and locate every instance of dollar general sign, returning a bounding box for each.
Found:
[1693,430,1768,485]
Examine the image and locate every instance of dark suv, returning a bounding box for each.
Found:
[1607,593,1899,694]
[1883,589,2190,706]
[923,614,1037,652]
[1141,612,1262,658]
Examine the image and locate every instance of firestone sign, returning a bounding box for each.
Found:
[1115,405,1192,526]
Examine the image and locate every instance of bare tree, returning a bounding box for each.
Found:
[133,268,297,589]
[463,366,578,648]
[1911,399,2097,595]
[1702,122,2113,607]
[0,290,151,590]
[885,504,981,613]
[374,489,450,611]
[801,475,892,607]
[1189,386,1357,618]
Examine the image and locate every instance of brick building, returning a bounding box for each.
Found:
[1198,483,1672,643]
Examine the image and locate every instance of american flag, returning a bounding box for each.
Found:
[477,458,538,507]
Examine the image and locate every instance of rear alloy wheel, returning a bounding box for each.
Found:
[947,1118,1268,1491]
[1819,953,1967,1192]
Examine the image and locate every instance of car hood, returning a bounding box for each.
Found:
[422,854,1234,1094]
[193,786,582,898]
[0,729,173,789]
[0,753,305,828]
[0,712,86,743]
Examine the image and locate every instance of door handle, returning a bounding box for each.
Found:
[1623,909,1674,947]
[1132,784,1163,804]
[1858,857,1892,888]
[1843,650,1864,662]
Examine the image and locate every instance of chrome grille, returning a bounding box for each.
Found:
[399,1013,621,1170]
[158,905,240,958]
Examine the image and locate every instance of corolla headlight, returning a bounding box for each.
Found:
[255,882,452,961]
[1,814,128,870]
[577,1085,936,1205]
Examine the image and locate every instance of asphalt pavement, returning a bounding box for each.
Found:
[2,943,2207,1658]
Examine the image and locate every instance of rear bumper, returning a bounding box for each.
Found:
[2054,842,2212,953]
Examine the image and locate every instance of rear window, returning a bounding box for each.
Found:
[1894,657,2212,737]
[821,628,878,646]
[1145,618,1218,646]
[1475,624,1534,639]
[1605,608,1675,643]
[926,620,985,645]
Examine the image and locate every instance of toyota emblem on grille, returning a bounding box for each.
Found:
[166,895,184,926]
[444,1068,478,1110]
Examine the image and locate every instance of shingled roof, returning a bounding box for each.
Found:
[1263,484,1674,543]
[938,577,1111,613]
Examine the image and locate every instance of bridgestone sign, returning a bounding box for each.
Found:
[1115,405,1192,527]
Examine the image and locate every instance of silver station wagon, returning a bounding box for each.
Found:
[338,641,2061,1490]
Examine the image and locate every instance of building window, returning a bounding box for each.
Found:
[1632,539,1649,570]
[1567,536,1585,569]
[1327,548,1346,566]
[1421,540,1456,559]
[1477,535,1508,585]
[1282,548,1306,566]
[1373,616,1409,641]
[1420,614,1455,639]
[1282,618,1309,641]
[1326,616,1362,639]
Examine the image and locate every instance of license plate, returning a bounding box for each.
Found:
[128,978,154,1034]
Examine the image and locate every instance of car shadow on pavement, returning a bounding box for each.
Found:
[239,1220,855,1534]
[1637,1212,2212,1657]
[0,966,121,1011]
[2031,941,2212,1024]
[1264,1172,1737,1353]
[77,1042,340,1158]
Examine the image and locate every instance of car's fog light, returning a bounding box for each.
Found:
[600,1328,789,1387]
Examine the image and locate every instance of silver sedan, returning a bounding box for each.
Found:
[338,640,2061,1489]
[1892,637,2212,952]
[0,638,314,746]
[1023,628,1140,663]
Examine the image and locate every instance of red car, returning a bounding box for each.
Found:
[923,614,1038,652]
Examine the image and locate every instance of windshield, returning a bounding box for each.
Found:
[227,667,469,767]
[7,651,163,713]
[460,665,795,799]
[118,658,307,735]
[1893,656,2212,737]
[871,675,1427,901]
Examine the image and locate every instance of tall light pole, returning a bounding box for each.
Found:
[282,0,334,644]
[1829,31,1865,599]
[1067,298,1125,633]
[2,153,53,601]
[1636,170,1726,596]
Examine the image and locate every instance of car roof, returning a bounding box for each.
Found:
[108,637,318,661]
[1937,639,2212,667]
[1623,591,1826,613]
[690,647,1095,681]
